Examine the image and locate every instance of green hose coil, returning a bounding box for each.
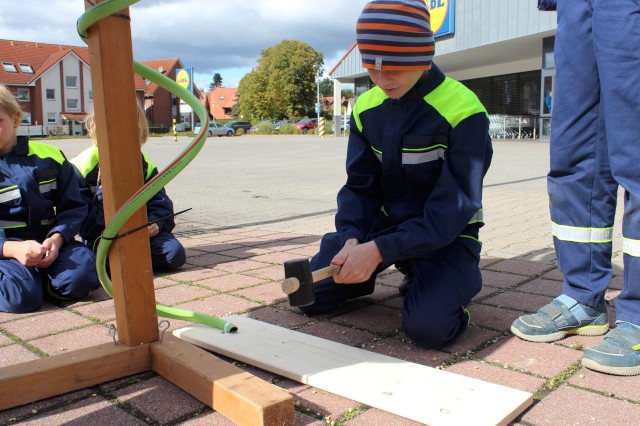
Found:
[78,0,237,333]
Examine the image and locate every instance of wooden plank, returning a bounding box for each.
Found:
[150,333,293,426]
[0,343,150,410]
[175,315,533,426]
[85,0,158,346]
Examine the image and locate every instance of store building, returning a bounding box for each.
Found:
[329,0,557,139]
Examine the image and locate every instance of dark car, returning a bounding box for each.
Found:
[223,121,253,135]
[295,118,318,134]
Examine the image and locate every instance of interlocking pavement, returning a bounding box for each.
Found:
[0,136,637,425]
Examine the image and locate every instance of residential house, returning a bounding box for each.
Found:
[204,87,238,121]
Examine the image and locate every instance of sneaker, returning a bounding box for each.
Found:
[510,294,609,343]
[582,322,640,376]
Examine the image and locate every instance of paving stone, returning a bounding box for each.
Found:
[297,321,376,347]
[30,324,114,356]
[516,278,564,297]
[185,252,238,268]
[483,291,553,313]
[154,283,216,305]
[232,281,289,304]
[213,258,272,273]
[0,343,39,368]
[1,310,94,341]
[244,264,287,281]
[152,276,177,289]
[176,294,261,317]
[242,306,314,329]
[166,267,229,282]
[444,326,501,355]
[290,387,360,423]
[0,333,13,346]
[367,337,452,366]
[446,359,546,394]
[19,396,145,425]
[111,375,205,424]
[476,335,583,378]
[522,385,640,425]
[197,273,268,292]
[344,407,422,425]
[541,268,564,281]
[481,269,531,289]
[71,299,116,323]
[472,285,502,300]
[179,409,236,425]
[332,305,403,335]
[468,303,525,331]
[284,245,321,257]
[485,259,553,276]
[217,246,273,259]
[568,366,640,403]
[250,251,301,265]
[0,389,92,423]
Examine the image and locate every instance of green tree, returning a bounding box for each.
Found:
[319,77,333,97]
[209,73,223,90]
[341,89,354,99]
[237,40,323,121]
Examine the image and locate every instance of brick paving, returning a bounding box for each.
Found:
[1,136,639,425]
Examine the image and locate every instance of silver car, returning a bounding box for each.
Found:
[194,122,234,137]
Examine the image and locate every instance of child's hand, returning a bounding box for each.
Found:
[4,240,47,266]
[332,239,382,284]
[37,233,65,268]
[148,223,160,237]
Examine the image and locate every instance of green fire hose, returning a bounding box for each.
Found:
[78,0,237,333]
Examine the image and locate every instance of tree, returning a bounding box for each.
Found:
[341,89,354,99]
[319,78,333,97]
[209,73,223,91]
[237,40,323,121]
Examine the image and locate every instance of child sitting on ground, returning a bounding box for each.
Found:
[71,102,186,272]
[0,84,99,313]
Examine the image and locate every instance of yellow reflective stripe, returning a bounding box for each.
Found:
[623,237,640,258]
[551,222,614,243]
[0,187,20,203]
[424,77,488,128]
[70,145,99,178]
[468,209,483,224]
[401,148,445,164]
[353,86,387,133]
[0,221,27,229]
[460,234,481,244]
[39,179,57,193]
[141,150,155,181]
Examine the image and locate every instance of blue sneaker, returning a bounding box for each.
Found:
[510,294,609,343]
[582,322,640,376]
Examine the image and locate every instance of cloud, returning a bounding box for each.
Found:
[1,0,367,86]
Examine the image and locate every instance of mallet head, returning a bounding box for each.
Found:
[283,258,315,307]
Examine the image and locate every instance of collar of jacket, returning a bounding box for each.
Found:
[10,135,30,156]
[397,62,446,102]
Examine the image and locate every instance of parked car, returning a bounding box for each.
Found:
[223,121,253,135]
[250,120,284,133]
[194,122,234,137]
[295,118,318,134]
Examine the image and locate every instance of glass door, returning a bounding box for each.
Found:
[540,69,555,140]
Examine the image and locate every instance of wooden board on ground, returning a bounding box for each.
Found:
[174,315,533,426]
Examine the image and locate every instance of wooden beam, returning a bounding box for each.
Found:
[175,316,534,426]
[150,333,294,426]
[85,0,158,345]
[0,344,150,410]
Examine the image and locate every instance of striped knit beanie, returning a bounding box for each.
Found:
[356,0,434,71]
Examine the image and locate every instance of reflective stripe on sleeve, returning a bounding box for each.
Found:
[0,187,20,204]
[401,148,445,165]
[468,209,483,224]
[551,222,613,243]
[39,179,57,194]
[0,220,27,229]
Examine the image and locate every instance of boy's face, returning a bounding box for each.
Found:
[367,69,426,99]
[0,109,20,155]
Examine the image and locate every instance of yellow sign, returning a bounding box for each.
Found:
[176,69,191,90]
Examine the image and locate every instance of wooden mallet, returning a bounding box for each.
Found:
[282,258,341,307]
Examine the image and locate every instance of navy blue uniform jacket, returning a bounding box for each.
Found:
[337,64,493,264]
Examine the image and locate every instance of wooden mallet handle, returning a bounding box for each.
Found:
[281,264,341,295]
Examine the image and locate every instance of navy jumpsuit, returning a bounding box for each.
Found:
[547,0,640,325]
[302,65,493,349]
[0,136,100,313]
[71,145,186,272]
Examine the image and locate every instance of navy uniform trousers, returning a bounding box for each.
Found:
[300,232,482,349]
[0,241,99,313]
[549,0,640,325]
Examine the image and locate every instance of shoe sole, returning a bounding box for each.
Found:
[510,324,609,343]
[582,357,640,376]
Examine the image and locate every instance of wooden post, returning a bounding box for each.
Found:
[85,0,158,345]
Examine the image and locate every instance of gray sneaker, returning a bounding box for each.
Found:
[582,321,640,376]
[511,294,609,343]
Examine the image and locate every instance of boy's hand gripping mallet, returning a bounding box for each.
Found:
[282,258,341,307]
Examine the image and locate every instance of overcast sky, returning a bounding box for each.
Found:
[1,0,368,89]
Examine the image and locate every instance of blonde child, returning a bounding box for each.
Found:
[71,102,186,272]
[0,85,99,313]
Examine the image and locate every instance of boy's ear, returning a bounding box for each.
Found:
[12,113,21,129]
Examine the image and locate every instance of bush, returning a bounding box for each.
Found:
[235,128,246,136]
[279,122,299,134]
[253,123,275,135]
